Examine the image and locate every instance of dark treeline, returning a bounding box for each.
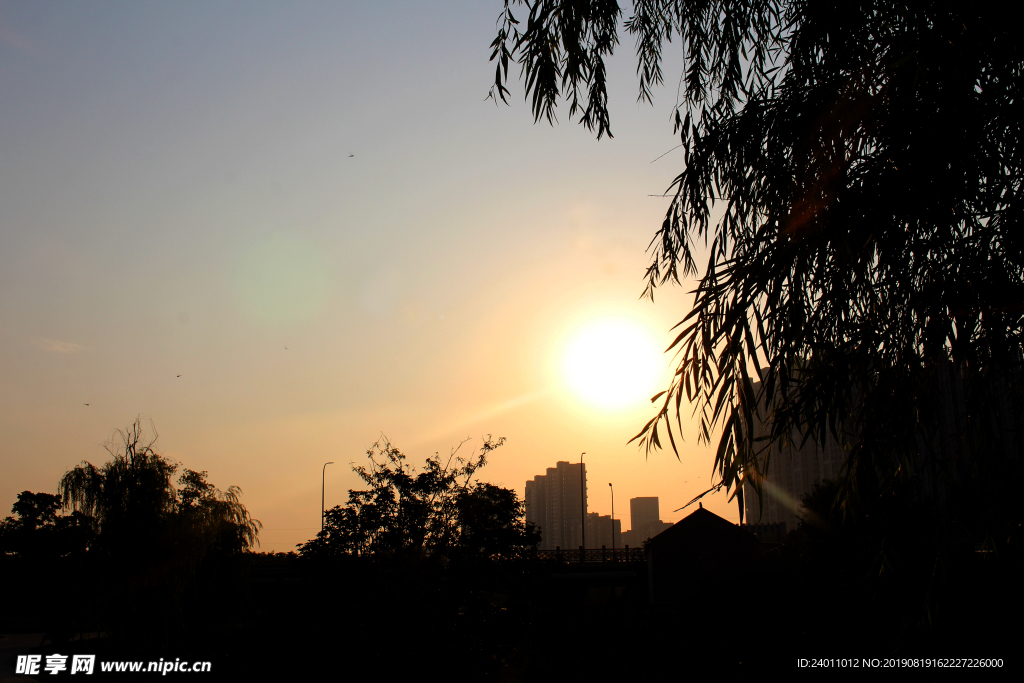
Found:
[1,419,259,659]
[4,422,1020,678]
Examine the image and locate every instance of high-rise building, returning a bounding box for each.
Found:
[630,497,660,533]
[525,461,587,549]
[584,511,622,549]
[621,497,673,547]
[742,363,1023,536]
[741,380,844,534]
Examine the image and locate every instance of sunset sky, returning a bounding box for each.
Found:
[0,1,739,552]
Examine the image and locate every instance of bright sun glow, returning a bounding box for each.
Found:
[561,317,663,411]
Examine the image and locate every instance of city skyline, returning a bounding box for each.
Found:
[526,461,675,549]
[0,2,1016,676]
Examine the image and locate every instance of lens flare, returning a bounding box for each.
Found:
[233,232,329,325]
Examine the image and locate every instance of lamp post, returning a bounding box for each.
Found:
[580,452,586,557]
[609,482,615,559]
[322,462,334,531]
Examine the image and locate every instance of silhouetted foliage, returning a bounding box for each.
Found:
[0,491,95,562]
[58,418,260,560]
[789,477,984,635]
[489,2,1023,536]
[298,435,538,559]
[454,481,540,559]
[0,492,98,639]
[49,417,260,640]
[58,419,176,559]
[175,466,262,556]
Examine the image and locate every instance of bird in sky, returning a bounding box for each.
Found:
[348,153,354,158]
[84,403,90,406]
[176,374,182,377]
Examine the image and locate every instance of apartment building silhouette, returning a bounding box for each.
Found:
[525,461,587,549]
[740,379,845,535]
[621,497,672,547]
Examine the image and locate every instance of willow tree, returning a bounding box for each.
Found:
[489,1,1023,535]
[58,418,260,639]
[58,419,178,558]
[59,418,260,558]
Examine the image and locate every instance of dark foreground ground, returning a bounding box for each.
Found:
[3,546,1019,681]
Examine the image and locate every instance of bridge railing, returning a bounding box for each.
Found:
[527,546,645,563]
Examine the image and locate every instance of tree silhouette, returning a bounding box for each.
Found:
[298,435,537,559]
[54,417,260,639]
[58,419,177,559]
[454,482,540,560]
[0,491,98,641]
[0,491,95,562]
[175,467,261,556]
[489,2,1023,531]
[58,418,260,559]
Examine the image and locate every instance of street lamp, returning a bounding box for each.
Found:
[580,452,586,556]
[322,462,334,531]
[609,482,615,558]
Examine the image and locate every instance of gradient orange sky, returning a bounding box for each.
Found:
[0,1,739,552]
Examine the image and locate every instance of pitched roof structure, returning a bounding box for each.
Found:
[647,503,760,604]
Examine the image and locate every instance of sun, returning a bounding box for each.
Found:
[560,316,663,411]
